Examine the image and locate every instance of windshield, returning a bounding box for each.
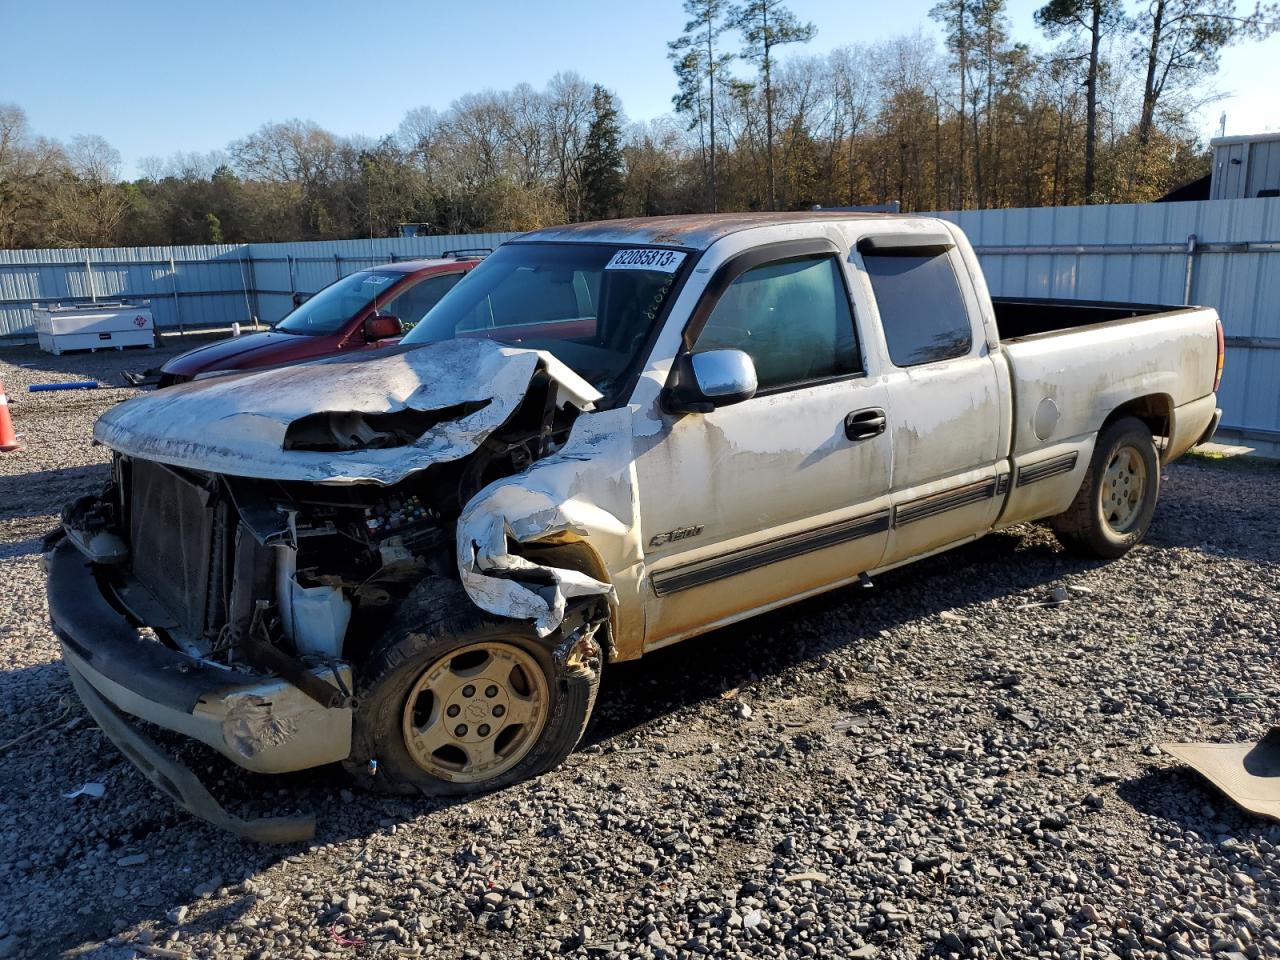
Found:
[401,243,689,399]
[277,269,400,335]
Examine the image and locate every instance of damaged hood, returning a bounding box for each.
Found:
[95,339,601,485]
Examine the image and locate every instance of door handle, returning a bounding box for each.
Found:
[845,407,887,441]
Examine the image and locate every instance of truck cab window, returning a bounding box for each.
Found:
[387,273,464,328]
[863,252,972,366]
[694,255,860,391]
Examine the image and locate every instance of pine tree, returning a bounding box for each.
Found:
[1036,0,1128,200]
[581,85,625,221]
[669,0,734,211]
[728,0,816,210]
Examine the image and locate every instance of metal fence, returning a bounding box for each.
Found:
[934,197,1280,445]
[0,232,519,342]
[2,199,1278,441]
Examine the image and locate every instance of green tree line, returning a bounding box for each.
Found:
[0,0,1273,249]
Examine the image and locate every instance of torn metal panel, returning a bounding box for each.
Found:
[457,408,643,637]
[1162,730,1280,822]
[93,339,600,486]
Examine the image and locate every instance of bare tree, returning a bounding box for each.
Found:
[1036,0,1129,200]
[1135,0,1279,147]
[729,0,816,209]
[670,0,734,210]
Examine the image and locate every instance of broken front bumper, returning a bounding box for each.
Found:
[46,540,353,836]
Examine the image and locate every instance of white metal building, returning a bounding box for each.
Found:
[1210,133,1280,200]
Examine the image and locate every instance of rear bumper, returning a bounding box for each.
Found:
[46,540,352,775]
[1196,407,1224,447]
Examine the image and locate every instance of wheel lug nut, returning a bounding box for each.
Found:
[492,705,506,718]
[478,724,491,736]
[455,724,468,737]
[462,684,475,698]
[446,704,460,718]
[485,685,499,698]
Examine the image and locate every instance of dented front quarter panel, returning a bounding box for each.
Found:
[455,407,645,647]
[93,339,601,485]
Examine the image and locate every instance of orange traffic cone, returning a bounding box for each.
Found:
[0,381,19,452]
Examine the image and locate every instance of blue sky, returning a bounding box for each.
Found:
[3,0,1277,178]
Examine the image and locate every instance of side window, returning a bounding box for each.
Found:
[694,255,860,392]
[862,253,972,366]
[386,273,464,328]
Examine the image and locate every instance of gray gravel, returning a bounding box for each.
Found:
[3,343,1280,960]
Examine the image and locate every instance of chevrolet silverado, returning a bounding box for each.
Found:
[46,213,1224,839]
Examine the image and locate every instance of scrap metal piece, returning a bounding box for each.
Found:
[66,662,315,843]
[1162,729,1280,821]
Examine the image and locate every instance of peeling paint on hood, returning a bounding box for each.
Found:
[94,339,601,485]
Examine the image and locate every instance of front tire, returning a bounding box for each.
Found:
[1050,416,1160,559]
[345,578,601,797]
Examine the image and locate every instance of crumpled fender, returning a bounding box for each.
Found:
[456,408,642,637]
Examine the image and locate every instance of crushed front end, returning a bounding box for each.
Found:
[46,340,607,840]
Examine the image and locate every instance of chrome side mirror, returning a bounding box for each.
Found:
[661,348,758,414]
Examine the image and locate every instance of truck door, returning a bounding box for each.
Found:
[851,231,1005,566]
[635,239,893,649]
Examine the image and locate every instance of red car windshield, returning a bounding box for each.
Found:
[401,243,689,399]
[276,270,400,336]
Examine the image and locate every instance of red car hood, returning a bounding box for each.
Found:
[161,330,328,378]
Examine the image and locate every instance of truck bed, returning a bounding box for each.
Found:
[992,297,1182,341]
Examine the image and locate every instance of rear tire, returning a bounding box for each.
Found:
[344,577,601,797]
[1050,416,1160,559]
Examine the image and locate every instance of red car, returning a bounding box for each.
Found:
[152,252,485,386]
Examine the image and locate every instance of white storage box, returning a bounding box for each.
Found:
[32,301,156,355]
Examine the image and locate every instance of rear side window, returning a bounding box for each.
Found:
[694,255,860,391]
[388,273,464,327]
[863,253,972,366]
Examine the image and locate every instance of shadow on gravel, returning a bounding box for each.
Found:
[0,343,163,383]
[1116,766,1274,841]
[12,525,1104,956]
[585,527,1105,747]
[1147,456,1280,563]
[0,465,108,522]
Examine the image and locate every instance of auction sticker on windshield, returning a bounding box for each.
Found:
[605,249,686,273]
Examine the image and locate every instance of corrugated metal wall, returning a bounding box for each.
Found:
[934,197,1280,443]
[0,232,519,341]
[3,202,1278,440]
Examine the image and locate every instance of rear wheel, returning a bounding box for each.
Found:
[1050,416,1160,558]
[345,578,601,797]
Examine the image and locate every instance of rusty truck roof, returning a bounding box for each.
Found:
[513,211,906,251]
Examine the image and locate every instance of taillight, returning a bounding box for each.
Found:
[1213,318,1224,393]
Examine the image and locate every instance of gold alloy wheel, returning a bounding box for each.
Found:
[1100,444,1147,533]
[401,641,550,783]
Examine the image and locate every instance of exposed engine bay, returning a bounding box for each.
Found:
[67,354,595,679]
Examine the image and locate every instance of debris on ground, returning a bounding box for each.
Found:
[1162,729,1280,821]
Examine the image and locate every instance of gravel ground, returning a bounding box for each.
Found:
[2,343,1279,960]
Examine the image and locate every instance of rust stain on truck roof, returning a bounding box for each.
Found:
[516,211,904,250]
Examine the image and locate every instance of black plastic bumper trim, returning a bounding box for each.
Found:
[65,660,315,844]
[46,540,260,714]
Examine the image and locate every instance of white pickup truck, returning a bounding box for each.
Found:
[47,213,1224,839]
